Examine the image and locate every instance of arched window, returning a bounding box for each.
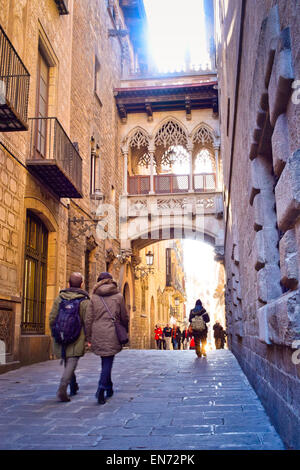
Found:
[129,129,149,149]
[195,149,215,173]
[136,152,157,175]
[22,212,48,334]
[161,145,190,174]
[155,120,187,148]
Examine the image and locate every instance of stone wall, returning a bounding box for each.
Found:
[216,0,300,449]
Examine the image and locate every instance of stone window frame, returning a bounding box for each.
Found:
[21,210,49,335]
[37,23,59,120]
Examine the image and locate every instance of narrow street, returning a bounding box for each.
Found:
[0,350,284,450]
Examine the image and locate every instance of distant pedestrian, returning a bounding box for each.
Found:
[49,272,89,402]
[189,299,210,358]
[85,272,129,405]
[181,326,192,350]
[213,321,227,349]
[163,324,172,350]
[177,327,183,350]
[154,325,163,349]
[171,324,181,350]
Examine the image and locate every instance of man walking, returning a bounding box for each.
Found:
[49,272,89,402]
[213,321,227,349]
[163,324,172,350]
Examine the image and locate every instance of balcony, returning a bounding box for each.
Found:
[54,0,69,15]
[27,117,83,198]
[128,173,216,195]
[0,24,30,132]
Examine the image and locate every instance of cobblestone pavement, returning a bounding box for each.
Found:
[0,349,285,450]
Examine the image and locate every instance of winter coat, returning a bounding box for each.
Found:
[163,326,172,338]
[213,323,225,339]
[189,305,209,339]
[49,287,89,359]
[171,326,181,341]
[85,278,129,357]
[154,327,163,340]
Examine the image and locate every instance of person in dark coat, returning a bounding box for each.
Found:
[163,324,172,350]
[49,272,89,402]
[213,321,227,349]
[85,272,129,405]
[189,299,210,357]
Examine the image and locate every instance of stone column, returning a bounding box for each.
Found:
[122,149,128,195]
[214,144,220,190]
[188,143,194,193]
[148,146,155,195]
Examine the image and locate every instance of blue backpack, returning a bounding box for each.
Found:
[51,297,87,353]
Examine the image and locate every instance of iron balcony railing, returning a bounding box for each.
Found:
[0,24,30,131]
[128,173,216,195]
[28,117,83,198]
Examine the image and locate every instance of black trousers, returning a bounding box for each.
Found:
[97,355,115,394]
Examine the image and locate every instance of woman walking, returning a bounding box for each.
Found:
[85,272,129,404]
[154,324,163,349]
[189,299,210,357]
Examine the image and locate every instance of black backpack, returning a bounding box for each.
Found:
[51,297,87,353]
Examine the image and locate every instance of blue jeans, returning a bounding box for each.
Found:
[172,339,178,350]
[96,355,115,397]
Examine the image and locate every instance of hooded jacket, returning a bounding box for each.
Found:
[189,304,209,338]
[85,278,129,357]
[49,287,89,359]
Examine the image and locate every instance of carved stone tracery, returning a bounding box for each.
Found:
[192,125,214,145]
[129,129,149,149]
[155,120,188,148]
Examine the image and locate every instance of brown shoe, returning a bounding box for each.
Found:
[57,385,71,402]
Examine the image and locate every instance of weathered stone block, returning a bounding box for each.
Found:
[269,28,294,127]
[279,229,299,289]
[275,149,300,232]
[234,320,244,338]
[258,304,272,345]
[257,264,282,303]
[250,157,274,194]
[267,290,300,347]
[254,228,280,270]
[263,5,280,88]
[271,114,289,177]
[253,191,277,231]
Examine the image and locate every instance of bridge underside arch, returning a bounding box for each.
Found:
[130,226,217,252]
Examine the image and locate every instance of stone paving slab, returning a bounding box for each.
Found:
[0,349,285,450]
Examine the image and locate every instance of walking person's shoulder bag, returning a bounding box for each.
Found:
[99,296,129,345]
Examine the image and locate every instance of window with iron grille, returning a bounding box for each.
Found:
[22,212,48,334]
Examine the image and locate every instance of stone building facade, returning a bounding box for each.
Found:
[126,239,186,349]
[0,0,145,370]
[216,0,300,449]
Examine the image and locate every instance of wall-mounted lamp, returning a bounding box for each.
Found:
[134,251,154,279]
